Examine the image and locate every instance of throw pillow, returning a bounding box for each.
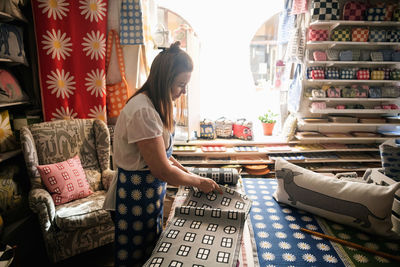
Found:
[273,158,400,238]
[0,110,18,153]
[0,23,27,65]
[280,113,297,142]
[37,155,93,205]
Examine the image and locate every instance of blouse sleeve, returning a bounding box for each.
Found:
[126,107,164,144]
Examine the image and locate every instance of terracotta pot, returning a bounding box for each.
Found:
[262,122,275,136]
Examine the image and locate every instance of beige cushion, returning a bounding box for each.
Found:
[273,158,400,238]
[55,191,111,231]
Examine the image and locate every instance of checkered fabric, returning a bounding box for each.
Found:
[311,69,325,79]
[351,28,369,42]
[308,28,329,41]
[369,29,386,42]
[311,0,339,21]
[369,87,382,98]
[339,50,352,61]
[326,49,339,60]
[390,70,400,80]
[357,69,370,80]
[371,70,385,80]
[340,69,355,79]
[386,30,400,42]
[325,67,339,79]
[377,68,391,80]
[366,8,386,21]
[393,9,400,21]
[331,28,351,41]
[343,1,367,20]
[376,2,398,21]
[370,52,384,61]
[307,66,324,79]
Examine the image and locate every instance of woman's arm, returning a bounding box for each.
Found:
[169,155,189,173]
[137,136,222,194]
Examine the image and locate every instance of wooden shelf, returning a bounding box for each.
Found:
[299,121,400,127]
[306,79,399,84]
[308,97,399,102]
[310,108,400,114]
[310,20,400,27]
[306,60,400,66]
[0,101,30,108]
[0,149,21,163]
[306,41,400,49]
[295,136,390,141]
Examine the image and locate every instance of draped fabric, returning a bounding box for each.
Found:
[31,0,108,122]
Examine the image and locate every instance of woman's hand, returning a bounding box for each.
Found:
[197,177,223,194]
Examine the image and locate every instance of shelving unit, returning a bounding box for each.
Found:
[293,14,400,173]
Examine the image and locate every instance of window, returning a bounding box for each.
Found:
[157,1,284,139]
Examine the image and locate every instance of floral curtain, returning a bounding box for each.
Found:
[31,0,108,122]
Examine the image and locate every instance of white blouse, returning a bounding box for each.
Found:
[103,93,171,211]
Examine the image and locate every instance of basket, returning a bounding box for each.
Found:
[214,117,233,138]
[199,119,216,139]
[233,119,253,140]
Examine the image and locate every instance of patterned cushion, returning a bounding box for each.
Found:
[369,29,386,42]
[331,28,351,41]
[307,66,324,79]
[0,110,18,153]
[380,139,400,181]
[371,70,385,80]
[343,1,367,21]
[351,28,368,42]
[311,0,340,21]
[37,155,93,205]
[274,158,400,237]
[325,67,339,79]
[366,8,386,21]
[386,30,400,42]
[339,50,352,61]
[340,69,355,79]
[368,87,381,98]
[55,190,109,230]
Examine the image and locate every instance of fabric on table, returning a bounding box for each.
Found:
[185,167,240,185]
[243,178,400,266]
[144,186,252,267]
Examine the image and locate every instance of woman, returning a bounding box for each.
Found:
[103,42,222,267]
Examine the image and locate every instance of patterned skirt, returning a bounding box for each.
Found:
[114,168,166,267]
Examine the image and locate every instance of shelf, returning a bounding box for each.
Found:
[308,97,399,102]
[270,158,381,163]
[310,20,400,27]
[307,41,400,49]
[306,61,400,66]
[310,108,400,114]
[299,121,400,127]
[0,149,21,163]
[0,101,30,108]
[295,136,390,141]
[306,79,399,84]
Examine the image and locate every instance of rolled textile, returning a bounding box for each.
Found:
[186,167,240,185]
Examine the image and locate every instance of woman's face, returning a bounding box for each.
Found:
[171,72,191,100]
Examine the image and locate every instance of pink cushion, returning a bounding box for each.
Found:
[37,155,93,205]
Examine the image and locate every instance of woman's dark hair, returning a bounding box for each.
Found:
[131,41,193,131]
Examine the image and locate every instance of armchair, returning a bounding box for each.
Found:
[20,119,115,263]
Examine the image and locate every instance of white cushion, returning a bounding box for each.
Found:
[273,158,400,238]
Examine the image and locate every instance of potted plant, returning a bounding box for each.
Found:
[258,109,278,136]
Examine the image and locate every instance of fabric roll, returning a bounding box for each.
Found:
[186,167,240,185]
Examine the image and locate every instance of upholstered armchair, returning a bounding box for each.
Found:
[19,119,115,263]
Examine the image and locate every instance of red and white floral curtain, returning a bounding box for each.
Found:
[31,0,108,122]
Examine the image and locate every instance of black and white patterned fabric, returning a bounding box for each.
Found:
[311,0,339,21]
[144,186,252,267]
[186,167,240,185]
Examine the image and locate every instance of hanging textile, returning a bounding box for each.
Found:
[277,0,295,45]
[288,63,303,113]
[120,0,144,45]
[31,0,108,122]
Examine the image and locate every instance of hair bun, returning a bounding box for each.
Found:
[168,41,181,53]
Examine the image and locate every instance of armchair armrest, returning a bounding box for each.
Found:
[29,188,56,231]
[102,169,116,191]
